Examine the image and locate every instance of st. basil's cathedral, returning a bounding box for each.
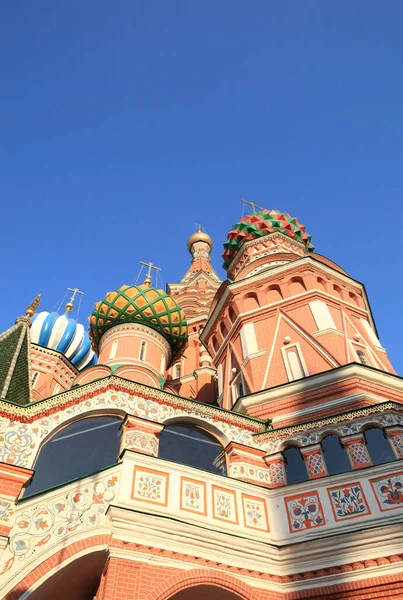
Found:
[0,207,402,600]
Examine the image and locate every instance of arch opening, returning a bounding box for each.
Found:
[321,434,351,475]
[25,415,122,497]
[364,427,395,466]
[20,550,107,600]
[283,446,308,484]
[169,585,243,600]
[158,422,227,475]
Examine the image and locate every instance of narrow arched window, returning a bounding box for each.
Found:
[159,423,227,475]
[25,416,122,497]
[228,306,237,323]
[283,446,308,485]
[109,339,119,360]
[174,363,181,379]
[139,341,146,361]
[364,427,395,466]
[321,434,351,475]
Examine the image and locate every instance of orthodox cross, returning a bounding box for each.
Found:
[194,223,206,232]
[66,287,84,313]
[241,198,264,214]
[139,261,161,287]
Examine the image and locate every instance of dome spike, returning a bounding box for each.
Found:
[26,294,41,318]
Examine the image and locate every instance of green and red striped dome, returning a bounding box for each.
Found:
[222,209,314,270]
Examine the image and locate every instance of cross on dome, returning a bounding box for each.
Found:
[139,261,162,288]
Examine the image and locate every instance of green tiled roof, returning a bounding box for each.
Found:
[0,320,31,405]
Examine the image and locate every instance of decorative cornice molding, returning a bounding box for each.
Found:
[234,363,403,414]
[0,375,266,431]
[254,402,403,442]
[31,344,78,375]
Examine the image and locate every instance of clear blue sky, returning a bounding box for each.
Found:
[1,2,402,372]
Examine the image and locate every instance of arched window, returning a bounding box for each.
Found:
[364,427,395,466]
[228,306,237,323]
[158,423,227,475]
[321,434,351,475]
[25,416,122,497]
[139,341,147,361]
[174,363,181,379]
[243,292,260,312]
[288,277,306,295]
[109,339,119,360]
[283,446,308,485]
[267,284,283,304]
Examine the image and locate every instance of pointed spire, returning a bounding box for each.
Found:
[25,294,41,318]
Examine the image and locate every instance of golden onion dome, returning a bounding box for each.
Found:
[187,231,213,252]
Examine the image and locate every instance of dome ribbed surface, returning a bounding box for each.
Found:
[222,209,314,270]
[89,285,188,361]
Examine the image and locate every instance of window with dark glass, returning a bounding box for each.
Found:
[25,416,122,497]
[283,446,308,485]
[364,427,395,466]
[321,434,351,475]
[158,423,227,475]
[139,341,146,361]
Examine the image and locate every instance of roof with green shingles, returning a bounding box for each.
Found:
[0,319,31,405]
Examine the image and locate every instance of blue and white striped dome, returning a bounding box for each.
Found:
[30,311,97,370]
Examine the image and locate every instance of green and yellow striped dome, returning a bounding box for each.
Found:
[89,285,188,361]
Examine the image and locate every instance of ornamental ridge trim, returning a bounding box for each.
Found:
[31,344,79,373]
[255,403,403,441]
[260,409,403,454]
[0,376,265,432]
[0,388,258,468]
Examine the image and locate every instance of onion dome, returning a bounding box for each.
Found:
[30,310,97,370]
[222,209,314,270]
[187,231,213,252]
[89,284,188,362]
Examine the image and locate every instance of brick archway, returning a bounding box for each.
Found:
[4,534,109,600]
[145,568,262,600]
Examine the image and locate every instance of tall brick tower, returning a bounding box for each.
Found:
[1,207,403,600]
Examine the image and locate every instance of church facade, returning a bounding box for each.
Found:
[0,208,402,599]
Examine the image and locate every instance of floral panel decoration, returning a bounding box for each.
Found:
[242,494,269,531]
[180,477,207,515]
[285,491,325,533]
[370,472,403,511]
[212,486,238,524]
[0,473,118,577]
[327,483,370,521]
[131,466,169,506]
